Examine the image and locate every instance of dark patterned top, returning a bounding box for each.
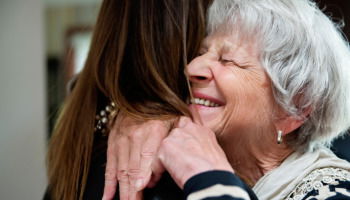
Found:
[285,167,350,200]
[184,169,350,200]
[184,170,258,200]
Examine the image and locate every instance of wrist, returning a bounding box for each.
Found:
[183,170,239,196]
[180,163,234,188]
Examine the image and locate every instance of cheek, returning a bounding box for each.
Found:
[217,68,276,133]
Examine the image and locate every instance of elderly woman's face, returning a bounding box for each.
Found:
[187,33,278,138]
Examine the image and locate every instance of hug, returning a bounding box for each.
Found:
[46,0,350,200]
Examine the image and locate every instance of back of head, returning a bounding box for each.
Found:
[208,0,350,151]
[94,0,208,119]
[47,0,212,199]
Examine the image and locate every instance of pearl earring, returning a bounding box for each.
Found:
[277,130,283,144]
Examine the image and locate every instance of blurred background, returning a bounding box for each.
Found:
[0,0,100,199]
[0,0,349,199]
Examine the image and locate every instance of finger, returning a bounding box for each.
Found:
[136,129,166,190]
[128,130,143,195]
[188,104,203,125]
[176,117,192,128]
[147,172,162,188]
[102,145,118,200]
[102,126,119,200]
[147,158,165,188]
[117,137,130,200]
[176,117,199,137]
[176,117,208,142]
[136,149,153,190]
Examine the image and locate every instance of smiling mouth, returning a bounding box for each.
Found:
[190,98,221,107]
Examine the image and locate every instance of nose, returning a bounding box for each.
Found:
[186,55,213,84]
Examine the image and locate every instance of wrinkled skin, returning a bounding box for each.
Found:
[102,112,172,200]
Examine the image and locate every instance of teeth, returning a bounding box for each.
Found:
[190,98,220,107]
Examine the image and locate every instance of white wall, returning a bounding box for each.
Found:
[0,0,47,199]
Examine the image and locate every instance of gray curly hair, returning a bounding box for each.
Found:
[208,0,350,152]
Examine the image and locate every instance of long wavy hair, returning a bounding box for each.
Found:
[47,0,212,199]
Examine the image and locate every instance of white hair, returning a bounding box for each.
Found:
[208,0,350,152]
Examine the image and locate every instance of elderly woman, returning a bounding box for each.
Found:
[157,0,350,199]
[105,0,350,199]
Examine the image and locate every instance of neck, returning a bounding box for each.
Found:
[218,133,294,186]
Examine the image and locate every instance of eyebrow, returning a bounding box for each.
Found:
[221,42,256,67]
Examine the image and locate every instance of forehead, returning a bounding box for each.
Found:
[202,33,260,59]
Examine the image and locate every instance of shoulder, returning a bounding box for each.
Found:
[184,170,258,200]
[286,167,350,200]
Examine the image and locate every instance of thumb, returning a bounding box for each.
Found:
[190,106,203,125]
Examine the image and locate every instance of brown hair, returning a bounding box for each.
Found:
[47,0,212,199]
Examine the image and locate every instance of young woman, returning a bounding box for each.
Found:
[46,0,212,199]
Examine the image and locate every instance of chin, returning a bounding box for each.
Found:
[189,104,225,132]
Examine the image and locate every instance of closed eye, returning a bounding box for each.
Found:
[219,58,237,66]
[219,57,249,69]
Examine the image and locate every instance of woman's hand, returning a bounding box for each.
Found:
[102,112,171,200]
[158,117,234,188]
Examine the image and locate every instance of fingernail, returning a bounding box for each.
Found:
[177,117,188,128]
[135,179,144,190]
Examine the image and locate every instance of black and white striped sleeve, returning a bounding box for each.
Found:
[183,170,258,200]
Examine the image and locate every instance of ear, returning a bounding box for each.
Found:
[274,115,304,135]
[273,107,311,135]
